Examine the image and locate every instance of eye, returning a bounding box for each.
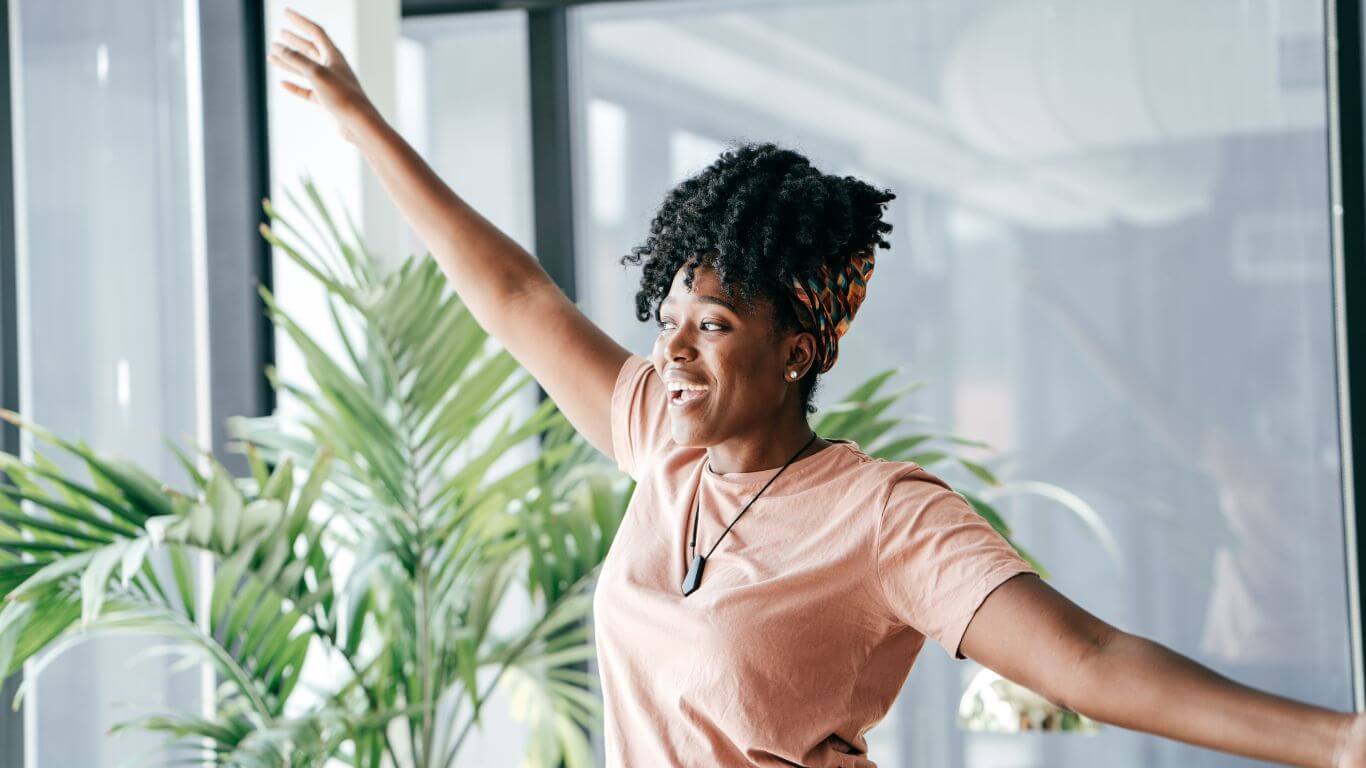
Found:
[656,319,727,332]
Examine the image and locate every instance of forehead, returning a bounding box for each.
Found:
[660,292,741,313]
[661,265,747,313]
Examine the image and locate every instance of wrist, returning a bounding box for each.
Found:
[343,100,388,144]
[354,98,384,127]
[1330,712,1357,768]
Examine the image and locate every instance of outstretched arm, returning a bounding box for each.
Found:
[267,9,630,460]
[960,573,1359,767]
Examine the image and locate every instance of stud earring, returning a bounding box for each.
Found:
[789,370,799,379]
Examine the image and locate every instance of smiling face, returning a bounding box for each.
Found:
[650,261,818,448]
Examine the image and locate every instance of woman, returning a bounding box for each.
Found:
[268,9,1365,767]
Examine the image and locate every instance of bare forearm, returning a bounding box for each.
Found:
[1068,632,1351,767]
[349,107,558,328]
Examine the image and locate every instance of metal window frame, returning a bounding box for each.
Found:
[0,0,19,759]
[200,0,276,469]
[0,0,274,763]
[1331,0,1366,712]
[527,6,578,306]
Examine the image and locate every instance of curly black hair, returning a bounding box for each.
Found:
[620,141,896,415]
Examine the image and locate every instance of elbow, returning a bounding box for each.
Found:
[1055,626,1123,716]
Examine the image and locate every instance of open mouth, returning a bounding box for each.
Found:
[668,387,709,409]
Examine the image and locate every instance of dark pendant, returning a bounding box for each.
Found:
[681,554,706,596]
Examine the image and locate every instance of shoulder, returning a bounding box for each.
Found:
[610,354,672,481]
[803,447,970,532]
[828,444,954,505]
[867,460,971,535]
[614,352,654,392]
[882,463,956,502]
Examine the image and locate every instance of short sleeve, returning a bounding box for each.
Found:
[875,468,1038,661]
[610,353,671,481]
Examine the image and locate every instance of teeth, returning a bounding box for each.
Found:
[673,389,706,403]
[667,382,709,392]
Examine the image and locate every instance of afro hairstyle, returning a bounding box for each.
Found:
[620,140,896,415]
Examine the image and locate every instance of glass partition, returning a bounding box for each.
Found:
[569,1,1352,765]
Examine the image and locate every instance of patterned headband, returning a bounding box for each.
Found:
[788,247,876,375]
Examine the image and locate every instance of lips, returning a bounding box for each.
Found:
[668,387,709,410]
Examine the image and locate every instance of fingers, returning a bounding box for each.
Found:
[279,30,320,61]
[284,7,335,53]
[268,43,318,77]
[280,80,314,102]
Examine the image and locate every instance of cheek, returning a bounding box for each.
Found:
[648,337,674,370]
[716,355,777,401]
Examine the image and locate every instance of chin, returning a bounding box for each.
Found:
[668,419,715,448]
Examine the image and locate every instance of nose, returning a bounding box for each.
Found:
[658,320,696,362]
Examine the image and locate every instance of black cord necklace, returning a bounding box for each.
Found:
[681,431,820,597]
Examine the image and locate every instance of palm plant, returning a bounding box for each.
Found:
[0,179,1066,766]
[0,180,631,767]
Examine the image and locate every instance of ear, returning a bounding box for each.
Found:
[785,329,819,373]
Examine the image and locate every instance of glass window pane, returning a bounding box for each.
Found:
[12,1,201,765]
[570,2,1351,766]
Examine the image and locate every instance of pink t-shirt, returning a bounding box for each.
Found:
[592,354,1037,767]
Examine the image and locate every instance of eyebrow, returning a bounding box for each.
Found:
[659,294,740,313]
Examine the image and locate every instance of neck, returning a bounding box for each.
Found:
[705,421,830,475]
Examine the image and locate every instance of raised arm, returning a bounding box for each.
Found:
[267,8,630,459]
[959,573,1360,767]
